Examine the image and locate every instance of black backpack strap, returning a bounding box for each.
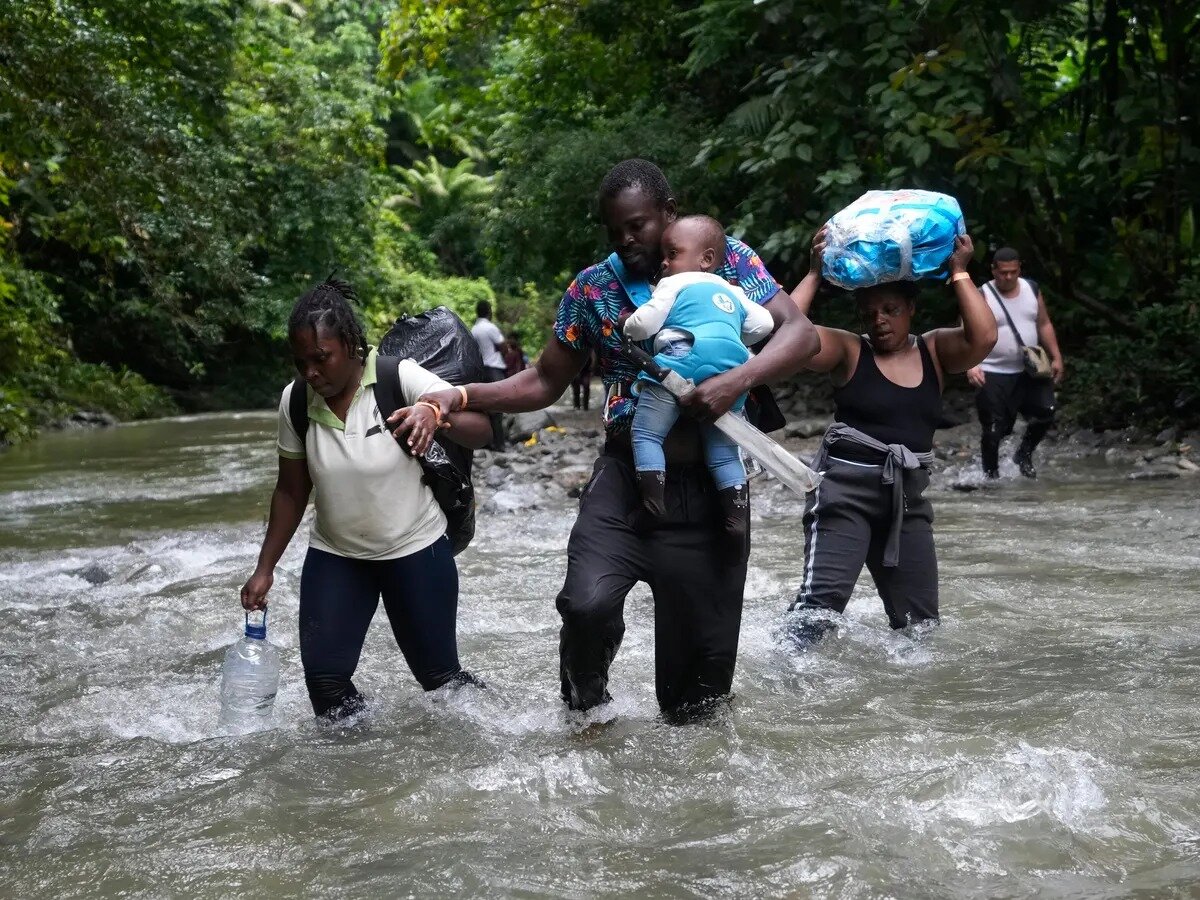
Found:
[288,376,310,446]
[373,353,476,555]
[372,355,404,425]
[1024,277,1039,297]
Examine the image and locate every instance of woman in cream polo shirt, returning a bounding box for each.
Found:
[240,279,492,720]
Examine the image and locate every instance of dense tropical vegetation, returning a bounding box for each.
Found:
[1,0,1195,443]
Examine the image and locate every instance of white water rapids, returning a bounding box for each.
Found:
[1,410,1198,897]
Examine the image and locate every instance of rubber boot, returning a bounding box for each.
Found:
[637,470,667,519]
[981,432,1001,479]
[717,483,750,562]
[1014,421,1050,479]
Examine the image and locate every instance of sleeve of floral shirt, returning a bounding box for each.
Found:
[724,237,782,306]
[553,269,601,351]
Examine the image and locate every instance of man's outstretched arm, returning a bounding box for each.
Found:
[419,337,589,417]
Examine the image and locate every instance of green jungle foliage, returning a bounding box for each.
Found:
[387,0,1199,429]
[1,0,1196,443]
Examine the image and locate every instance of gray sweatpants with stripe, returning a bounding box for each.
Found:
[791,455,938,632]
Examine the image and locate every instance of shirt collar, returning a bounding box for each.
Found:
[305,345,376,432]
[606,252,654,307]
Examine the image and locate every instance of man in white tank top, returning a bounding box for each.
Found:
[966,247,1064,478]
[471,299,510,450]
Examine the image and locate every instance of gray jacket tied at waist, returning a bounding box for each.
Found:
[816,422,935,568]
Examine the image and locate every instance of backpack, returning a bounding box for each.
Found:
[378,306,487,476]
[289,351,478,556]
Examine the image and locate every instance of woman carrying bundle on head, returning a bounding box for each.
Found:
[239,279,492,720]
[786,225,996,643]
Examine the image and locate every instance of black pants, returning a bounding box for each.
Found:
[975,372,1055,473]
[483,367,508,449]
[791,456,937,632]
[556,450,749,714]
[299,538,464,718]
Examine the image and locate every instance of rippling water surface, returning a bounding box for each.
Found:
[1,412,1198,897]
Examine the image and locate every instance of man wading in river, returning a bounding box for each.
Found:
[417,159,819,717]
[966,247,1064,479]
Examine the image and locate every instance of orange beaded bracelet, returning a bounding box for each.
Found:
[414,400,443,426]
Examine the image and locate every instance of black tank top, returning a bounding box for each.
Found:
[832,336,942,453]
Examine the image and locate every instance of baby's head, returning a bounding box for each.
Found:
[660,215,726,278]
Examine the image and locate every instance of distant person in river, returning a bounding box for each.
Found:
[417,158,819,718]
[472,300,509,450]
[966,247,1064,479]
[472,300,509,381]
[240,279,492,720]
[786,226,997,643]
[570,350,594,410]
[503,337,527,378]
[622,214,774,541]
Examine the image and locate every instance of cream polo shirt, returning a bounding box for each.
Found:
[277,349,451,560]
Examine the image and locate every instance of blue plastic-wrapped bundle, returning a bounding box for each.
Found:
[821,190,965,290]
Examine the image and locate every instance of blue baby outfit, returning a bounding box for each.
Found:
[621,267,772,490]
[641,280,752,412]
[553,240,779,437]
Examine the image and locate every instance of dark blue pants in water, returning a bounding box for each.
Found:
[299,537,468,718]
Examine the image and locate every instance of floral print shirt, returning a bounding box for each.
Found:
[553,236,781,436]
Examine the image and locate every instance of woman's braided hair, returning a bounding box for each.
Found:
[287,277,368,360]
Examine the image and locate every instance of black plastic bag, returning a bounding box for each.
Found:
[381,307,487,389]
[379,307,486,554]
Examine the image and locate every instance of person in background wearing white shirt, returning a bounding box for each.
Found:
[966,247,1065,479]
[471,300,509,449]
[622,215,775,546]
[240,279,492,720]
[472,300,509,378]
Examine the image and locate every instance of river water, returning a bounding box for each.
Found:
[1,411,1198,898]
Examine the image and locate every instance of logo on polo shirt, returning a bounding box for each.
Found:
[712,292,736,314]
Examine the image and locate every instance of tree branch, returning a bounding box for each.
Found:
[1069,288,1144,335]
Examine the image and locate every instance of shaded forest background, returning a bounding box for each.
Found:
[1,0,1196,444]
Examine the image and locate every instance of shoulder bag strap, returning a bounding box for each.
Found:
[984,281,1027,350]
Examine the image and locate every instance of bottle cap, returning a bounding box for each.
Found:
[245,609,267,640]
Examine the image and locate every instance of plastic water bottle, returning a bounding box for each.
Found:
[219,610,281,726]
